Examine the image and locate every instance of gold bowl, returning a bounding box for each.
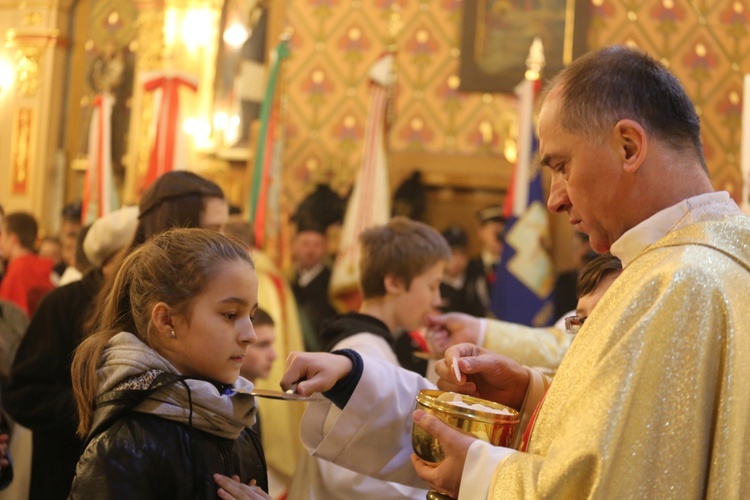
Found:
[411,390,520,463]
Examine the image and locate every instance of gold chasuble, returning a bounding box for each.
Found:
[251,250,306,482]
[492,213,750,498]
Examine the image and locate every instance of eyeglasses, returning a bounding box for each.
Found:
[564,315,586,335]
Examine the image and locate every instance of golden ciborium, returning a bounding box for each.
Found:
[412,390,520,499]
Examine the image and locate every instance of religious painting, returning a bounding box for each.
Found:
[459,0,590,93]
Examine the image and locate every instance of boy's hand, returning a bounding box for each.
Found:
[280,351,353,396]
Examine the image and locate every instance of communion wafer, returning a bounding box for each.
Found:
[444,394,516,416]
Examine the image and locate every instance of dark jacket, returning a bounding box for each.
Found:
[5,270,102,500]
[320,312,394,353]
[292,265,338,351]
[69,374,267,499]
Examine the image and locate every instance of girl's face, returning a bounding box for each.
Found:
[200,197,229,234]
[168,259,259,385]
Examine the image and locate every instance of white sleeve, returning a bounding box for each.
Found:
[458,440,516,500]
[299,354,436,488]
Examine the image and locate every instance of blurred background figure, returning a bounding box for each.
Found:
[38,237,64,281]
[4,206,139,500]
[466,206,506,313]
[290,218,338,352]
[288,184,345,351]
[58,203,83,279]
[238,307,287,499]
[0,212,55,318]
[552,232,597,320]
[57,225,94,287]
[439,225,487,318]
[240,308,277,385]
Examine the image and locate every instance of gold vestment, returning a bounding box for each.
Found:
[252,250,306,483]
[484,320,569,369]
[492,213,750,498]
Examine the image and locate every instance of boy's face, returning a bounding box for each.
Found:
[392,261,445,332]
[240,323,277,381]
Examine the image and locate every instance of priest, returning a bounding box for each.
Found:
[278,45,750,500]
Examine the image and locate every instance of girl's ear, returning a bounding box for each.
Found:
[151,302,174,337]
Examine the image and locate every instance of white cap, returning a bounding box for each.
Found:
[83,206,139,267]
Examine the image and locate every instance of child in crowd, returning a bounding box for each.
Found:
[0,212,55,317]
[288,216,450,500]
[240,308,277,384]
[69,228,270,499]
[240,308,292,499]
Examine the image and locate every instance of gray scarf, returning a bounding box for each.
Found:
[97,332,257,439]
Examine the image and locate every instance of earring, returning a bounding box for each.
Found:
[169,329,176,339]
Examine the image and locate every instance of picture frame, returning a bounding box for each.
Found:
[459,0,590,93]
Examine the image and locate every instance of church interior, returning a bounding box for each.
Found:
[1,0,746,269]
[1,1,749,499]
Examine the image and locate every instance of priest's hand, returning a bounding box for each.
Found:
[436,343,530,411]
[280,351,353,396]
[426,312,482,355]
[410,410,473,498]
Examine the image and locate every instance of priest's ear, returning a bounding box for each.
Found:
[614,119,647,173]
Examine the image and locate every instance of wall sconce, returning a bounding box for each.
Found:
[0,57,14,94]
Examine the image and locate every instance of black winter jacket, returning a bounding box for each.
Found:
[69,375,267,499]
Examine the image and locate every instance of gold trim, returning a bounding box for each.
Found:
[10,108,34,193]
[5,27,62,97]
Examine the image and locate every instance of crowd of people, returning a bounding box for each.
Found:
[0,44,747,499]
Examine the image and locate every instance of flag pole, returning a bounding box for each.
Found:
[491,37,555,326]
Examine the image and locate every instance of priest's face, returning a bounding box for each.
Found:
[539,90,628,254]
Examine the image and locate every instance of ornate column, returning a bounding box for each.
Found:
[124,0,222,204]
[0,0,74,232]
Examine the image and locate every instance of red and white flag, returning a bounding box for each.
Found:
[140,72,198,191]
[82,93,119,224]
[329,53,394,312]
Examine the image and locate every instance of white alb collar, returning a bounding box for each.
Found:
[609,191,730,267]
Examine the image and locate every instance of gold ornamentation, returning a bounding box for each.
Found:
[10,108,34,194]
[5,28,60,98]
[13,45,42,97]
[133,7,165,182]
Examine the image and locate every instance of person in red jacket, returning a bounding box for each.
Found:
[0,212,54,317]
